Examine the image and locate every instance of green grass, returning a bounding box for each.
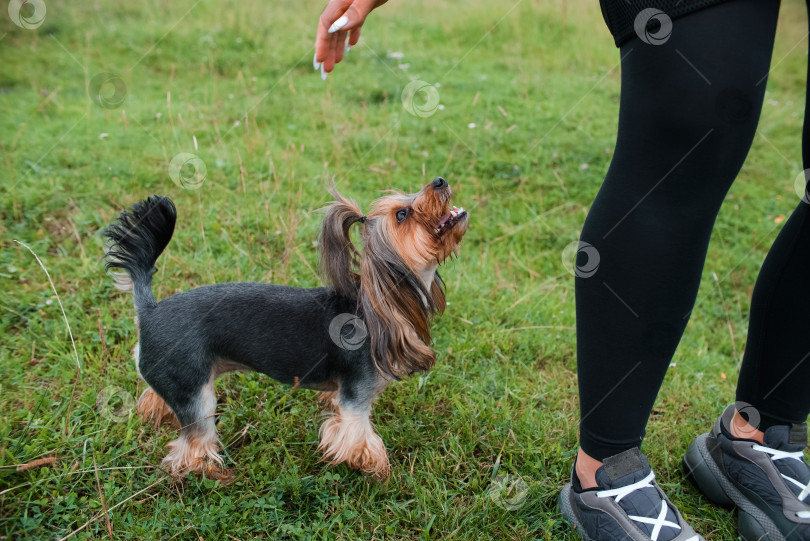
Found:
[1,0,809,538]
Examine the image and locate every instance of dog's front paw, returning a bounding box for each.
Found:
[348,430,390,479]
[318,411,390,478]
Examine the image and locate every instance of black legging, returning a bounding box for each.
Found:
[577,0,810,461]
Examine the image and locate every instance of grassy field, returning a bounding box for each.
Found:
[2,0,810,538]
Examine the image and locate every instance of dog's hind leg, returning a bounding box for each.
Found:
[161,375,230,481]
[133,343,180,429]
[317,376,390,478]
[137,388,180,429]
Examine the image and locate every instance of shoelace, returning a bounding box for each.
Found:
[596,471,697,541]
[752,444,810,517]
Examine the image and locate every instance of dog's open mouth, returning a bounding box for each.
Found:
[434,206,468,236]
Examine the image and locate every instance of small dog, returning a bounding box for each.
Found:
[103,177,468,479]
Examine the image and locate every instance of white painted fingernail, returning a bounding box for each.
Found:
[321,64,327,80]
[313,52,320,71]
[328,15,348,34]
[345,43,351,53]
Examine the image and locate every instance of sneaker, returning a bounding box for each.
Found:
[683,405,810,540]
[559,447,704,540]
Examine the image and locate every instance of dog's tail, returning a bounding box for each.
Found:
[103,196,177,312]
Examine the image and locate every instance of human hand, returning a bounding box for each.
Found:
[314,0,389,79]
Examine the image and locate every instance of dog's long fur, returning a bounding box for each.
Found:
[104,179,468,479]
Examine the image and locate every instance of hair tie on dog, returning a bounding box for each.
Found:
[359,216,367,223]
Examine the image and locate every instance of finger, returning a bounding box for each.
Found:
[348,27,361,47]
[315,22,334,64]
[325,31,341,73]
[327,14,349,34]
[322,31,337,73]
[334,30,347,64]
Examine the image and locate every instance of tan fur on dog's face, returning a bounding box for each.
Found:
[366,180,468,277]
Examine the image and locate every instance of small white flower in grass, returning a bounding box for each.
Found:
[468,123,476,128]
[99,133,109,140]
[581,163,589,170]
[387,51,404,59]
[438,104,445,110]
[398,64,410,71]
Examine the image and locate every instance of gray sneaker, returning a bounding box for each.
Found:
[683,405,810,540]
[559,447,704,540]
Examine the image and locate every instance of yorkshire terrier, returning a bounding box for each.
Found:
[103,177,468,479]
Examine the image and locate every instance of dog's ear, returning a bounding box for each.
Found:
[319,187,365,298]
[359,231,441,379]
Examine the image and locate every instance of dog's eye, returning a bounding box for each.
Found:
[396,208,409,223]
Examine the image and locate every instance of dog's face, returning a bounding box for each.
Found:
[366,177,468,279]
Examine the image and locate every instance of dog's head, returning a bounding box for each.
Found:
[319,178,469,379]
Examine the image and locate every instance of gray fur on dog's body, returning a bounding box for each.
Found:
[137,282,378,407]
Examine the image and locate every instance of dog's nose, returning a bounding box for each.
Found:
[432,177,448,189]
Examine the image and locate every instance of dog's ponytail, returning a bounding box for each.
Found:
[318,187,365,298]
